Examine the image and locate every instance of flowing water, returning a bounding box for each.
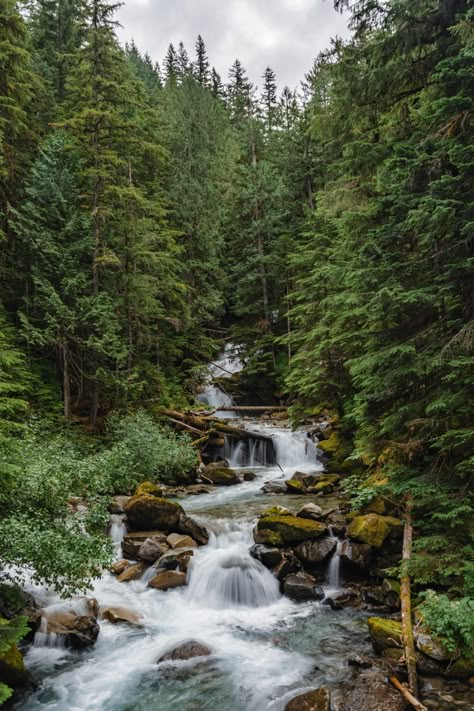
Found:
[18,352,370,710]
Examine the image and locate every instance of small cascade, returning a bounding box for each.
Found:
[33,617,66,650]
[223,436,277,468]
[186,525,280,608]
[33,599,92,649]
[109,514,126,558]
[196,343,243,419]
[326,531,343,592]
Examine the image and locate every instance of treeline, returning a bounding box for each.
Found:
[0,0,473,603]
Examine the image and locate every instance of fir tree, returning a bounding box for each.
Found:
[194,34,210,87]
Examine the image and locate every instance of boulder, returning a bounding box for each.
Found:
[367,617,403,653]
[154,547,194,573]
[122,531,168,559]
[124,495,183,532]
[286,473,341,495]
[100,607,141,626]
[294,538,337,565]
[134,481,163,498]
[414,630,452,662]
[137,538,169,563]
[203,461,229,470]
[362,497,386,515]
[0,640,31,692]
[382,579,401,610]
[109,495,130,514]
[339,540,373,573]
[158,640,211,662]
[243,471,256,481]
[255,515,327,547]
[178,514,209,545]
[41,598,100,649]
[297,503,323,520]
[261,480,287,494]
[249,544,283,569]
[147,570,187,591]
[203,467,240,486]
[347,514,402,548]
[285,687,330,711]
[274,552,303,582]
[166,533,198,549]
[111,559,131,575]
[283,572,325,602]
[117,562,148,582]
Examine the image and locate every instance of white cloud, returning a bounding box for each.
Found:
[116,0,351,91]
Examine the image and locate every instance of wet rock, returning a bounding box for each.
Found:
[108,495,130,514]
[285,687,330,710]
[154,547,195,573]
[274,552,303,582]
[0,639,31,692]
[442,656,474,679]
[249,544,283,569]
[243,471,256,481]
[147,570,187,590]
[297,503,323,520]
[347,514,403,548]
[100,607,141,626]
[286,473,341,495]
[294,537,337,565]
[124,495,183,532]
[362,588,386,607]
[41,598,100,649]
[322,590,359,610]
[178,514,209,545]
[260,505,292,517]
[414,629,453,662]
[382,578,401,610]
[203,467,240,486]
[167,533,198,549]
[117,562,148,582]
[111,559,131,575]
[134,481,163,498]
[255,515,327,547]
[367,617,402,653]
[348,653,372,669]
[203,461,229,470]
[158,640,211,662]
[261,480,287,494]
[184,484,211,495]
[137,538,169,563]
[283,572,325,602]
[339,540,374,573]
[122,531,168,559]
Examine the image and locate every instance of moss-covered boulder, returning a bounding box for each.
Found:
[362,497,386,515]
[260,506,291,517]
[134,481,163,498]
[367,617,403,653]
[347,514,399,548]
[124,495,183,531]
[254,515,327,547]
[316,431,342,456]
[286,473,340,495]
[0,638,30,692]
[285,478,307,494]
[308,474,341,494]
[203,467,240,486]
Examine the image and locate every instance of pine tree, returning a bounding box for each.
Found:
[177,40,190,78]
[211,67,224,100]
[164,42,178,85]
[194,34,210,87]
[261,66,278,131]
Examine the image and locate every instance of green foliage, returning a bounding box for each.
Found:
[419,591,474,658]
[0,615,29,704]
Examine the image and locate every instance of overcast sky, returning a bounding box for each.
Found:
[116,0,351,92]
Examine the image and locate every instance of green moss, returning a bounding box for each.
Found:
[261,506,291,517]
[363,497,386,515]
[285,479,307,493]
[347,514,391,548]
[204,468,239,486]
[135,481,163,498]
[257,514,327,546]
[317,432,342,455]
[0,644,25,674]
[443,656,474,678]
[368,617,403,652]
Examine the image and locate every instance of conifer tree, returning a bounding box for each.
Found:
[194,34,210,87]
[164,42,178,85]
[261,66,278,131]
[177,40,190,78]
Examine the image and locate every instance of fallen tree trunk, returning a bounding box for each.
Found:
[211,405,286,412]
[159,407,273,443]
[401,493,418,697]
[389,676,427,711]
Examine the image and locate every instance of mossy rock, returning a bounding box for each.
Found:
[135,481,163,498]
[204,467,240,486]
[347,514,392,548]
[363,497,386,515]
[317,431,343,456]
[285,479,307,494]
[384,516,404,537]
[255,515,327,547]
[309,473,341,493]
[124,495,183,531]
[261,506,291,517]
[0,642,29,690]
[368,617,402,653]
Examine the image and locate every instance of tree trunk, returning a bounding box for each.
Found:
[62,342,71,418]
[401,493,418,697]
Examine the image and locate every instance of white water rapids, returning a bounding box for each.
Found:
[18,352,368,710]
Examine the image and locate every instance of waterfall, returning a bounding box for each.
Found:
[223,437,277,468]
[109,514,126,558]
[196,344,243,418]
[326,532,343,592]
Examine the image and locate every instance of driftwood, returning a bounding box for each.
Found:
[389,676,427,711]
[401,493,418,697]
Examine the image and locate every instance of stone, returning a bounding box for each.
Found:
[334,668,406,711]
[0,635,31,692]
[286,473,341,495]
[122,531,167,559]
[154,547,194,573]
[261,480,287,494]
[347,514,392,548]
[124,495,183,532]
[285,687,330,710]
[294,537,337,565]
[178,514,209,545]
[255,515,327,547]
[117,562,148,582]
[283,572,325,602]
[147,570,187,590]
[137,538,169,563]
[297,503,324,520]
[362,497,386,515]
[111,559,131,575]
[134,481,163,498]
[274,552,303,581]
[158,640,211,662]
[243,471,256,481]
[339,540,374,573]
[203,467,240,486]
[382,578,401,610]
[414,631,452,662]
[367,617,403,653]
[100,607,141,626]
[166,533,198,549]
[41,598,100,650]
[260,506,291,517]
[108,495,130,514]
[249,544,283,569]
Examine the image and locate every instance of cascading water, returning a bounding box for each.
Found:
[196,344,242,418]
[325,532,343,592]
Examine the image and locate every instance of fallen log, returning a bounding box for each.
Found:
[389,676,427,711]
[401,493,418,697]
[212,406,286,412]
[190,435,209,449]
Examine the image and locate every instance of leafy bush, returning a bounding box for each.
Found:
[0,616,29,704]
[418,591,474,657]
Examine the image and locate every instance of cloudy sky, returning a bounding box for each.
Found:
[116,0,351,91]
